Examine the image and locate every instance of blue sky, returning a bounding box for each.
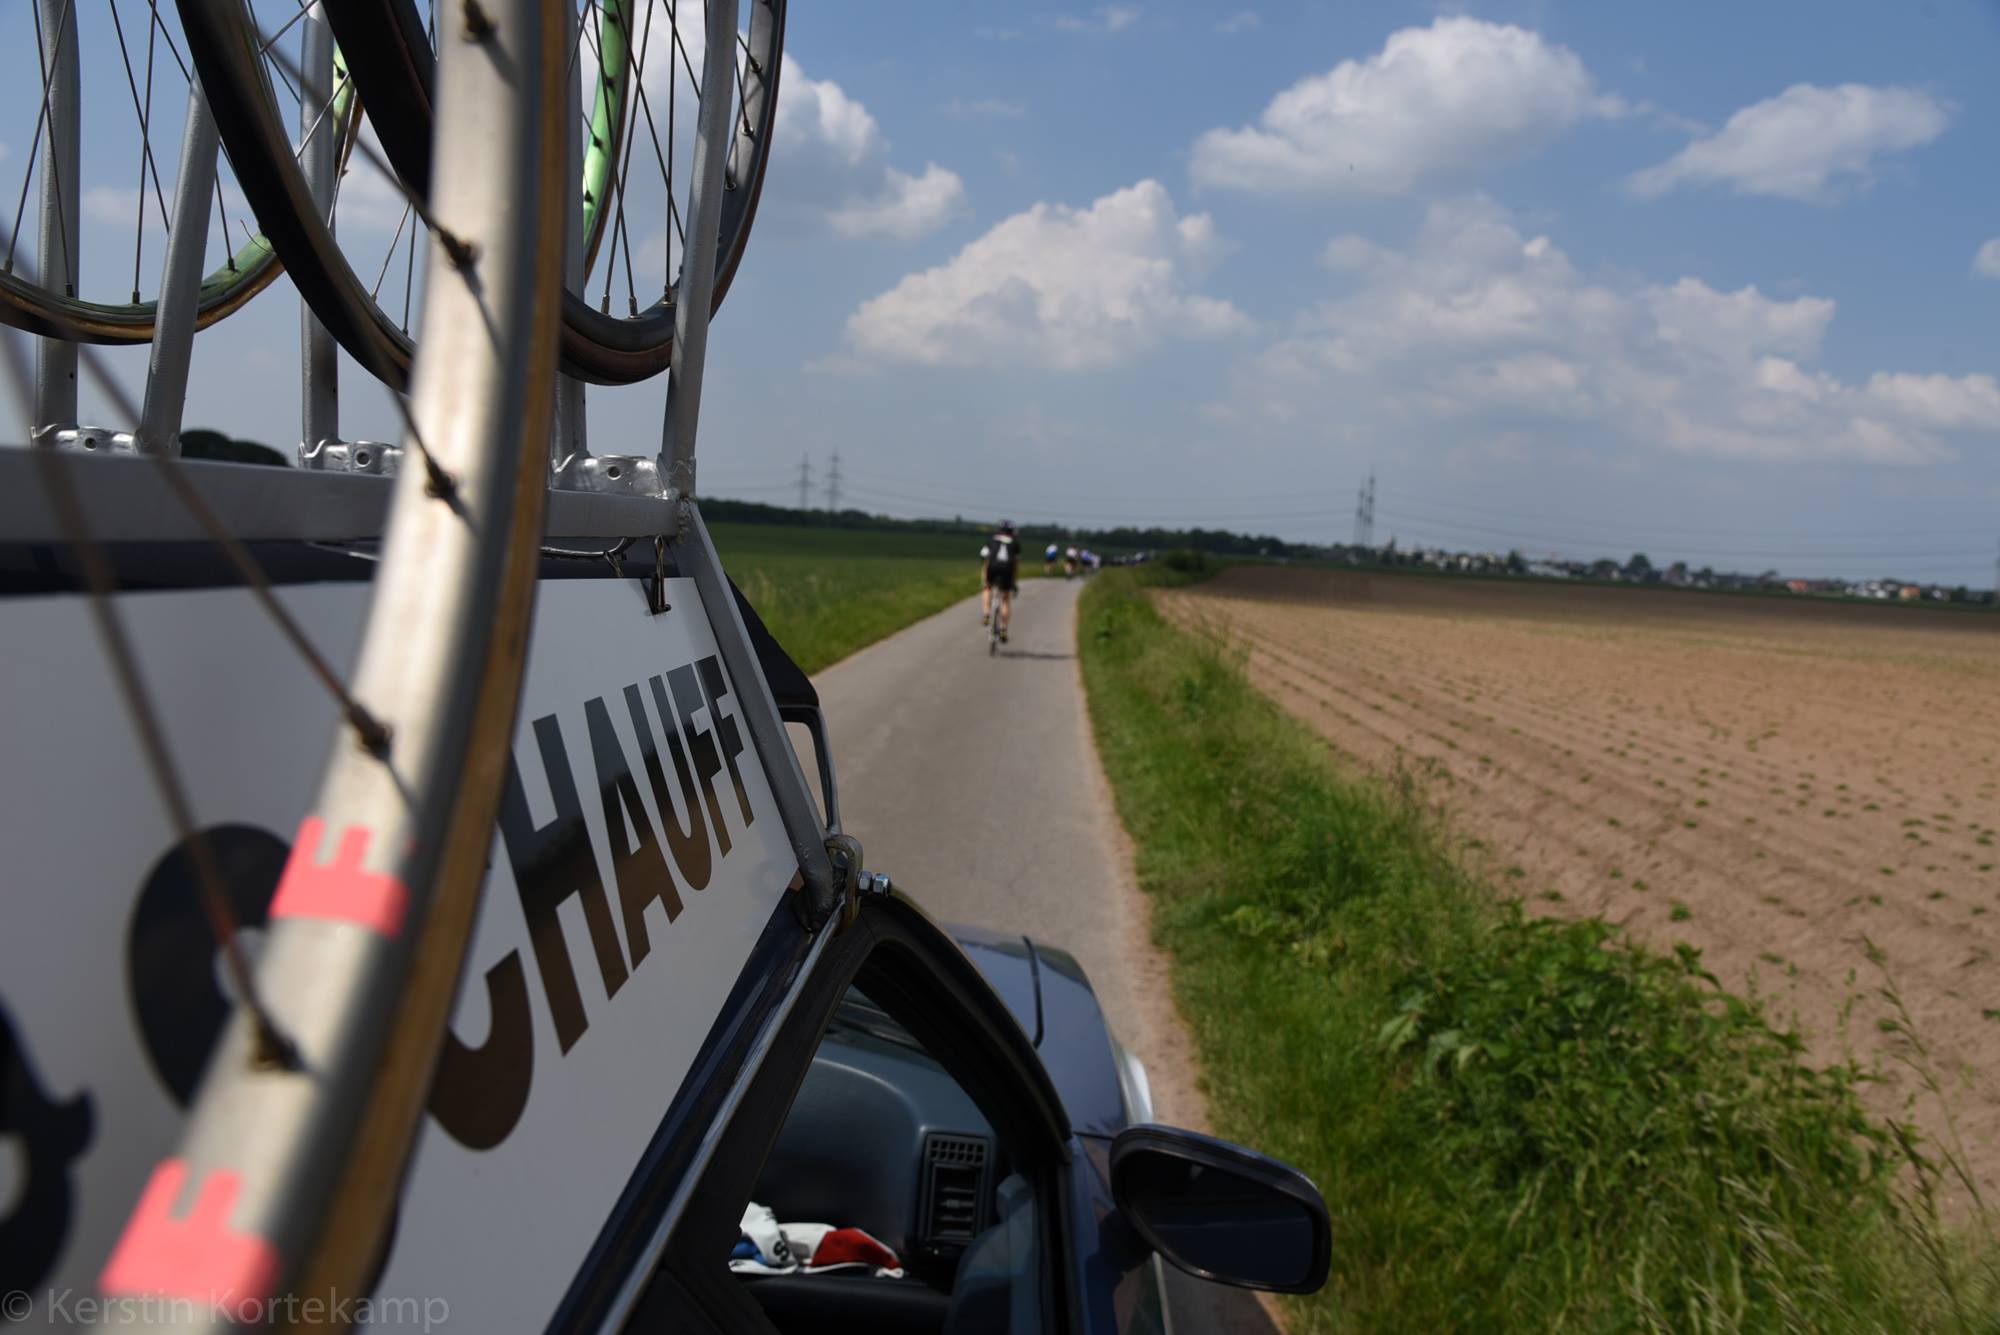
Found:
[14,1,2000,584]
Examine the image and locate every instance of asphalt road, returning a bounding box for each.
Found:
[808,576,1282,1335]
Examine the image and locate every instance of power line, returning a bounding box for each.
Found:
[838,464,1996,543]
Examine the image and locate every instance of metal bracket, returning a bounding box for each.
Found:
[47,426,140,456]
[780,703,841,836]
[554,452,662,496]
[823,833,863,933]
[301,440,404,475]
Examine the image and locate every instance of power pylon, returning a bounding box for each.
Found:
[826,448,842,512]
[796,453,812,510]
[1353,470,1376,550]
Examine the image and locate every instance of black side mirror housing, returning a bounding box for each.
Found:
[1108,1124,1331,1294]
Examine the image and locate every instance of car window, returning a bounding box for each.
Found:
[726,984,1047,1335]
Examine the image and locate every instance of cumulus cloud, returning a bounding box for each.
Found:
[1629,83,1949,201]
[844,179,1249,370]
[828,164,969,240]
[1222,197,1997,465]
[777,59,885,165]
[1217,10,1261,34]
[1190,18,1621,195]
[1054,6,1140,33]
[762,58,968,242]
[1975,238,2000,279]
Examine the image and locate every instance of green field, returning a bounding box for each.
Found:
[1077,560,1998,1333]
[712,523,1040,674]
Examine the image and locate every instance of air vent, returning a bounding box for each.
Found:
[918,1132,992,1251]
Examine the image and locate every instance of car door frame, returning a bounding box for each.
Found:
[602,887,1080,1332]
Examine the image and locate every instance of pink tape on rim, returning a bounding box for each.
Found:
[100,1159,280,1321]
[269,815,409,938]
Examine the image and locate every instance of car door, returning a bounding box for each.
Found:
[599,888,1080,1333]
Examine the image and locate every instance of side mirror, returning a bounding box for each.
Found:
[1109,1124,1330,1294]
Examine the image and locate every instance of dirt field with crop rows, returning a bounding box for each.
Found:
[1161,565,2000,1195]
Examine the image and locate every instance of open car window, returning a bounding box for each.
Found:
[619,895,1071,1334]
[729,981,1046,1334]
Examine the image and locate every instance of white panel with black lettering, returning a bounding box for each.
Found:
[362,576,800,1332]
[0,583,369,1324]
[0,575,800,1328]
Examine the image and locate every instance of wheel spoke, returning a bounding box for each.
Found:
[255,0,317,59]
[144,1,193,83]
[371,201,415,300]
[401,211,418,333]
[594,0,659,313]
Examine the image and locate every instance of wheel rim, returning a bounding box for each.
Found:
[95,0,568,1314]
[0,0,321,343]
[314,0,785,386]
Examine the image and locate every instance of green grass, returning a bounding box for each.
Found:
[1078,561,1998,1333]
[711,522,1050,673]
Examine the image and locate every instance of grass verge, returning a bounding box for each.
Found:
[1078,558,1998,1332]
[712,523,1046,674]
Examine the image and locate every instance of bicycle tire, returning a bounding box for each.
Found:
[0,238,282,344]
[326,0,783,385]
[180,0,782,390]
[0,2,324,344]
[96,0,565,1319]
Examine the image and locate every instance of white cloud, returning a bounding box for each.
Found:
[1975,238,2000,279]
[82,185,141,227]
[1190,18,1621,195]
[828,164,969,240]
[1864,372,2000,430]
[1629,83,1949,201]
[844,179,1250,370]
[765,58,966,243]
[1221,197,1996,465]
[776,59,885,165]
[1055,6,1140,34]
[1218,11,1261,34]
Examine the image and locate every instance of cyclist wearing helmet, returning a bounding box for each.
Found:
[981,520,1023,643]
[1045,542,1060,575]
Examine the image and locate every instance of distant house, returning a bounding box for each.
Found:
[1899,585,1922,601]
[1785,579,1810,594]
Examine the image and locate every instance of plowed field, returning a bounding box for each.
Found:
[1162,565,2000,1195]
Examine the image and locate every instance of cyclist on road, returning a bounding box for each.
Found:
[1064,545,1079,579]
[981,520,1023,643]
[1045,542,1059,575]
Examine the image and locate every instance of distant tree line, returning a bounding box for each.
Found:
[701,497,1293,557]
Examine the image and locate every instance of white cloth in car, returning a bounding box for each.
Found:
[731,1201,906,1279]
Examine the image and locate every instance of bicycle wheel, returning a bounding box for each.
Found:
[185,0,783,390]
[94,0,565,1316]
[328,0,785,353]
[0,0,302,343]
